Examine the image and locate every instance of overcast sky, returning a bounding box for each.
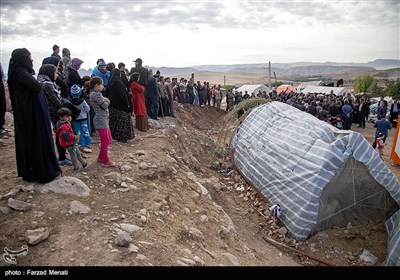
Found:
[0,0,399,73]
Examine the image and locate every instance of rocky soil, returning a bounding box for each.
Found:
[0,103,398,267]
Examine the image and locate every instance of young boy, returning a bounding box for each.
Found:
[376,132,385,158]
[54,107,91,171]
[70,84,92,153]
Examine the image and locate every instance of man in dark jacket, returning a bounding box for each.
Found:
[130,58,148,89]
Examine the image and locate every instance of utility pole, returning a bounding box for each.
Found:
[268,61,272,90]
[224,75,226,86]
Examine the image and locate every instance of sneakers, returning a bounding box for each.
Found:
[59,158,73,166]
[82,147,93,153]
[74,162,91,171]
[103,161,118,168]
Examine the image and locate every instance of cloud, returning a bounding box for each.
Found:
[0,0,398,71]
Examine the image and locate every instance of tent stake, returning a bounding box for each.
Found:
[262,236,335,266]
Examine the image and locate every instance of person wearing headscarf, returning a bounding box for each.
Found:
[107,68,134,142]
[130,72,149,132]
[66,58,84,88]
[91,59,110,95]
[7,48,61,183]
[38,64,71,166]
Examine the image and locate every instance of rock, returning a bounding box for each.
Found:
[120,165,132,172]
[115,231,132,248]
[111,249,119,253]
[22,185,34,192]
[120,182,128,188]
[175,260,188,266]
[222,253,239,266]
[184,208,191,215]
[135,150,146,156]
[33,211,45,217]
[359,249,378,266]
[117,188,130,193]
[0,206,12,214]
[120,223,143,233]
[180,258,197,266]
[278,227,288,235]
[346,222,353,229]
[200,215,208,222]
[139,162,149,170]
[25,227,49,245]
[7,198,32,211]
[136,254,148,260]
[188,227,204,240]
[34,176,90,197]
[2,186,22,199]
[193,256,205,266]
[139,209,147,215]
[31,221,38,229]
[128,243,139,253]
[104,172,123,185]
[70,201,91,214]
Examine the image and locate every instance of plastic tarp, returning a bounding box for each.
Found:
[231,101,400,240]
[383,210,400,266]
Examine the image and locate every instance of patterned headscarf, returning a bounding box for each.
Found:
[67,58,84,71]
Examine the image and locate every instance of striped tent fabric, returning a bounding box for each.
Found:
[383,210,400,266]
[231,101,400,240]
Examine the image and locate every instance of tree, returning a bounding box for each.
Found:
[369,81,384,97]
[354,74,374,94]
[385,79,400,99]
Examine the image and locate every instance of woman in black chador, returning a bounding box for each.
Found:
[7,48,61,183]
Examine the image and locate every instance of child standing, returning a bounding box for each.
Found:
[376,132,385,158]
[54,108,90,171]
[70,84,92,153]
[89,76,117,167]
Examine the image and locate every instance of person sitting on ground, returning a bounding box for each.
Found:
[54,107,91,171]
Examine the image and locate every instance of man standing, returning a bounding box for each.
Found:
[51,44,61,59]
[390,99,399,128]
[62,48,71,76]
[358,98,368,129]
[372,114,391,149]
[130,58,148,89]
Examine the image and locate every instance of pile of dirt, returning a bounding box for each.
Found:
[0,103,397,267]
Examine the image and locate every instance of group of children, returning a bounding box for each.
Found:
[54,76,117,171]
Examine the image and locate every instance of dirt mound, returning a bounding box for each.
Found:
[0,103,396,267]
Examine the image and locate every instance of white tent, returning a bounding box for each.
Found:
[231,101,400,240]
[236,84,270,96]
[301,85,349,96]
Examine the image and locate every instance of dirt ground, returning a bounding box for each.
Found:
[0,103,399,267]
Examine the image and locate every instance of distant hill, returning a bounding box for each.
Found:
[74,59,399,85]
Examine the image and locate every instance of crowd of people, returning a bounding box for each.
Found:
[1,44,397,183]
[2,45,232,183]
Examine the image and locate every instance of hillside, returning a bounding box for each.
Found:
[0,103,398,267]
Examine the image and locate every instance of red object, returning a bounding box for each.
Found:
[276,84,296,94]
[54,122,75,148]
[130,81,147,117]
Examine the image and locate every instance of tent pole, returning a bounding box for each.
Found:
[262,236,334,266]
[268,61,272,90]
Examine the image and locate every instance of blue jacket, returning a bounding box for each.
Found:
[91,67,111,87]
[374,118,391,138]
